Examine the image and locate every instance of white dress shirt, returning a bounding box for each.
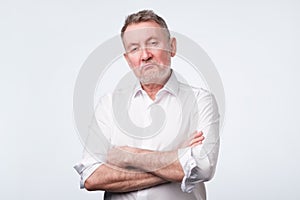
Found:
[74,70,220,200]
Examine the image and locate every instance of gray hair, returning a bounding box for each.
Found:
[121,10,170,39]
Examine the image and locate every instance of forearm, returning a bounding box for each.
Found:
[106,132,205,182]
[130,150,184,182]
[106,132,205,183]
[84,163,168,192]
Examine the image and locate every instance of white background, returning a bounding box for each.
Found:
[1,0,299,199]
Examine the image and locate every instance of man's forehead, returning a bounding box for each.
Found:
[123,24,168,44]
[125,21,162,31]
[123,29,163,41]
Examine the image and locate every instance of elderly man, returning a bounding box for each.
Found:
[74,10,220,200]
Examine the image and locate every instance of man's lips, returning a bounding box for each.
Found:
[141,63,157,71]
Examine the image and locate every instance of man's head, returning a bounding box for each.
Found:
[121,10,170,39]
[121,10,176,85]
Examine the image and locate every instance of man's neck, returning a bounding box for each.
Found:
[141,71,172,100]
[141,83,164,100]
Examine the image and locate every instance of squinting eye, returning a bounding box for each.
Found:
[150,41,158,46]
[129,47,138,53]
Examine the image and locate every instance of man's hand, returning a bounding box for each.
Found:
[181,131,205,148]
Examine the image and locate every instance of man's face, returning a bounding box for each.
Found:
[122,21,176,84]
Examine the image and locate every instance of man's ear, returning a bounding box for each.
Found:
[170,37,177,57]
[123,53,133,69]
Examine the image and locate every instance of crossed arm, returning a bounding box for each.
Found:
[84,131,205,192]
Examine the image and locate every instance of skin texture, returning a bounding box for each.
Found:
[85,131,204,192]
[85,21,205,192]
[123,21,176,100]
[84,164,167,192]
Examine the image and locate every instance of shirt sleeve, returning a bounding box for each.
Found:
[178,90,220,193]
[74,151,103,189]
[73,94,113,189]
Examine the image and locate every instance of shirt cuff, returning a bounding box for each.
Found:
[178,147,197,193]
[74,162,102,189]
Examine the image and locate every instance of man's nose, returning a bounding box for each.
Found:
[141,47,152,61]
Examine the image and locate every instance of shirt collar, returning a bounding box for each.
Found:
[162,70,179,96]
[133,69,179,98]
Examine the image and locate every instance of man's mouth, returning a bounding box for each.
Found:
[141,63,156,71]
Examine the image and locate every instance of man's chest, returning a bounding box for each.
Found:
[110,95,194,151]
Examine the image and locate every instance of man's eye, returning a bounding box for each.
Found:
[129,47,138,53]
[150,41,158,46]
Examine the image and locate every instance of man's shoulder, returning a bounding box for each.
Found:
[177,81,213,99]
[97,93,112,103]
[95,86,135,110]
[94,93,113,113]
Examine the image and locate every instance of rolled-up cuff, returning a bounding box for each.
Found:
[178,147,197,193]
[74,162,102,189]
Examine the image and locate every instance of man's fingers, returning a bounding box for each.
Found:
[193,131,203,138]
[182,131,205,148]
[189,136,205,146]
[191,142,201,147]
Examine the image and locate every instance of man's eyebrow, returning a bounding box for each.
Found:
[125,36,161,49]
[146,36,159,42]
[125,42,139,49]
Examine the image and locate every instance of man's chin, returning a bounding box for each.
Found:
[140,76,167,85]
[141,66,158,76]
[138,68,171,85]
